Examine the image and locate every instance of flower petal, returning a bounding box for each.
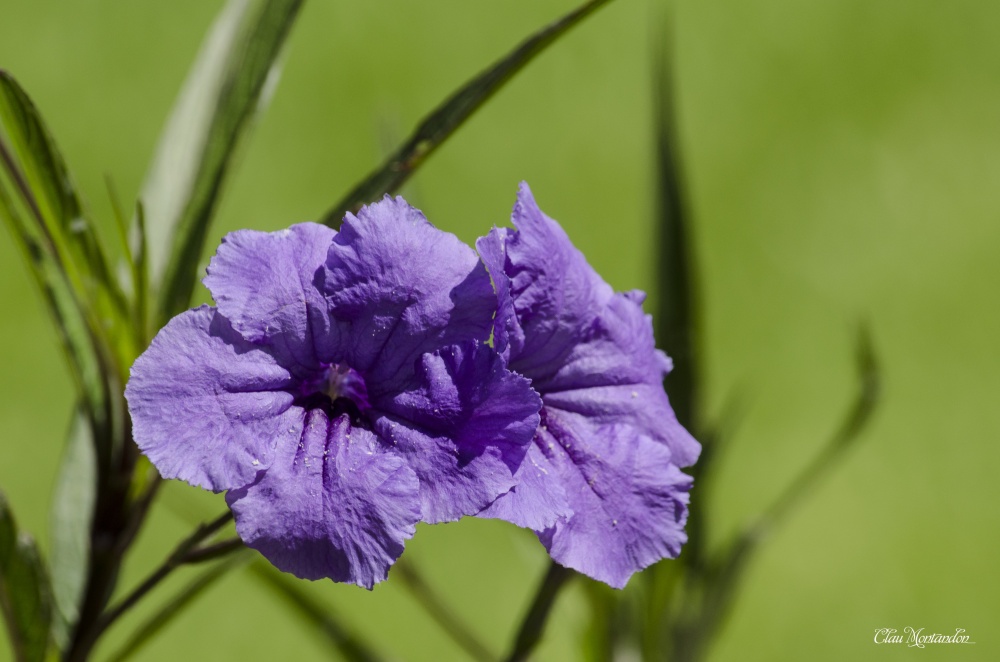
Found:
[370,341,541,524]
[321,196,495,388]
[204,223,337,369]
[474,227,516,360]
[226,410,421,588]
[477,441,570,531]
[125,306,302,492]
[497,182,614,382]
[536,412,693,589]
[537,293,701,468]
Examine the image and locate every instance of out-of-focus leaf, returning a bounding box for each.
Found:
[0,491,54,662]
[0,71,121,415]
[250,563,383,662]
[322,0,616,226]
[0,71,124,312]
[664,326,883,662]
[107,551,252,662]
[48,411,97,651]
[143,0,303,323]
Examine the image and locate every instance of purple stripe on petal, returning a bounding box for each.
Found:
[537,413,692,589]
[370,341,541,524]
[227,410,420,589]
[322,196,495,387]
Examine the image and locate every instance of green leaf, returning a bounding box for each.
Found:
[321,0,616,226]
[143,0,304,323]
[0,72,122,416]
[0,491,54,662]
[48,411,97,651]
[0,70,129,359]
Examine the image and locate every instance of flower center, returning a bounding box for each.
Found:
[322,364,370,409]
[295,363,371,422]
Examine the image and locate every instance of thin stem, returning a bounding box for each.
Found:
[180,537,244,564]
[250,564,383,662]
[107,552,252,662]
[90,511,234,640]
[393,559,496,662]
[504,562,573,662]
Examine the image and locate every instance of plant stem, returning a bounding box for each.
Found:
[504,562,573,662]
[80,511,234,652]
[393,559,496,662]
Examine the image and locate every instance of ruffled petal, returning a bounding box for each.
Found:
[474,183,702,586]
[498,182,614,382]
[204,223,338,369]
[369,341,541,524]
[125,306,302,492]
[536,293,700,467]
[477,441,570,531]
[226,411,421,588]
[321,196,495,388]
[536,412,692,589]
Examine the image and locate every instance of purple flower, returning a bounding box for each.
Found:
[476,183,701,588]
[125,197,541,588]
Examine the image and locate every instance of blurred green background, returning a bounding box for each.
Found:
[1,0,998,660]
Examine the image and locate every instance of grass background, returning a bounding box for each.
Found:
[1,0,998,659]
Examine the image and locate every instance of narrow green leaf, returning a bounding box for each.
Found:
[0,73,121,417]
[671,325,883,660]
[48,411,97,651]
[0,491,54,662]
[143,0,304,323]
[322,0,616,226]
[250,563,383,662]
[0,70,129,361]
[106,552,252,662]
[651,33,698,435]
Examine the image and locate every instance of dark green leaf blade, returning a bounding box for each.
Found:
[0,491,54,662]
[48,411,97,651]
[0,72,121,416]
[144,0,304,323]
[321,0,616,226]
[0,70,129,354]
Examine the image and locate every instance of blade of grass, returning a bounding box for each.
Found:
[144,0,304,323]
[321,0,617,226]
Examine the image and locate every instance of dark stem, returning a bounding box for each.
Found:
[393,559,496,662]
[503,562,573,662]
[180,537,244,564]
[73,511,234,655]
